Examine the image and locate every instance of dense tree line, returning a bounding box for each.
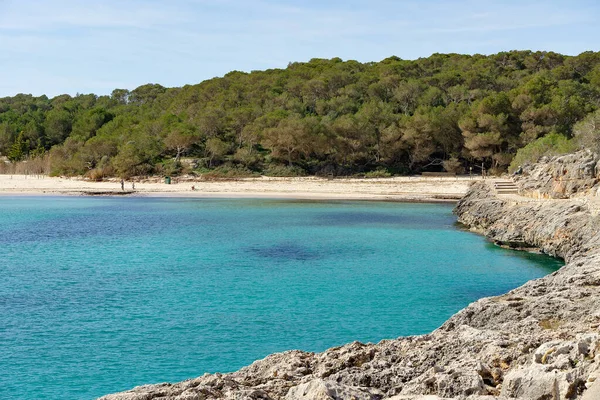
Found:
[1,50,600,178]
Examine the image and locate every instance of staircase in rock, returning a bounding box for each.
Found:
[494,180,519,194]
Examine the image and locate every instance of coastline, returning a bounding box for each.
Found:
[0,174,475,202]
[99,152,600,400]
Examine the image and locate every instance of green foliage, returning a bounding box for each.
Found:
[1,50,600,177]
[509,132,576,172]
[111,135,162,178]
[443,157,464,174]
[572,109,600,152]
[158,158,184,176]
[48,138,85,176]
[363,168,392,178]
[198,165,258,180]
[7,132,29,162]
[263,164,307,177]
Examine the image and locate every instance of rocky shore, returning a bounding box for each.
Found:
[100,151,600,400]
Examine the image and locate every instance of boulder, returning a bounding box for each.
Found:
[285,379,382,400]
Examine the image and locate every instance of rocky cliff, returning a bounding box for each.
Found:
[100,153,600,400]
[514,150,600,199]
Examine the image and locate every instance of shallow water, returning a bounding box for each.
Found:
[0,197,562,399]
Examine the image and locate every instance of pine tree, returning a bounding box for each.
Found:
[7,132,29,162]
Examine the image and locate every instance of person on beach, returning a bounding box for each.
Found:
[120,179,124,191]
[132,181,135,190]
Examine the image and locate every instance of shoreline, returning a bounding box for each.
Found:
[100,154,600,399]
[0,174,477,202]
[0,191,462,203]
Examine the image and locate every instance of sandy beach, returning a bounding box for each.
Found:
[0,174,481,201]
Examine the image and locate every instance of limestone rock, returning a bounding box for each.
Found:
[285,379,382,400]
[514,150,600,199]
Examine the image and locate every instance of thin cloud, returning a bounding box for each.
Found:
[0,0,189,30]
[407,1,592,36]
[0,0,598,97]
[424,21,575,34]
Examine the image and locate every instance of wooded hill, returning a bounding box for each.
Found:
[2,50,600,178]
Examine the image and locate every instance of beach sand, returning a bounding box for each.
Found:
[0,174,481,201]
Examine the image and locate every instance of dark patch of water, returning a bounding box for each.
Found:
[248,242,322,261]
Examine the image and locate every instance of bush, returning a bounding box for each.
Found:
[363,168,392,178]
[573,109,600,152]
[443,158,464,174]
[232,147,262,169]
[509,132,576,172]
[158,159,184,176]
[85,166,114,181]
[199,165,258,180]
[263,164,307,177]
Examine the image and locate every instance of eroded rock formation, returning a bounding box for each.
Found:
[514,150,600,199]
[100,153,600,400]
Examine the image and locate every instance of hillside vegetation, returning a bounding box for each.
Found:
[2,51,600,178]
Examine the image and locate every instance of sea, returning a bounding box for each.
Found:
[0,197,563,399]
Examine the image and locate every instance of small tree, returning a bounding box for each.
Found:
[164,129,198,162]
[205,137,229,167]
[573,109,600,152]
[443,157,464,174]
[7,132,29,162]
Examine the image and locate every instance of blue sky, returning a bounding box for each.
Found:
[0,0,598,97]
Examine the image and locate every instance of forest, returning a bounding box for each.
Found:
[1,50,600,178]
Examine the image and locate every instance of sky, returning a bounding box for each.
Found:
[0,0,598,97]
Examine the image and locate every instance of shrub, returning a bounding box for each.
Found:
[443,158,465,174]
[263,164,307,177]
[573,109,600,152]
[363,168,392,178]
[85,166,114,181]
[200,165,257,180]
[158,159,184,176]
[509,133,576,172]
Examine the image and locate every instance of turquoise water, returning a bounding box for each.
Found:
[0,197,562,399]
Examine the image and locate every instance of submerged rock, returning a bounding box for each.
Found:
[100,152,600,400]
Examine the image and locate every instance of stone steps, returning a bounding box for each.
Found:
[494,180,519,194]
